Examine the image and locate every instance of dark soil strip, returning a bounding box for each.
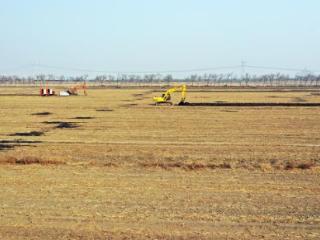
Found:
[120,104,138,107]
[178,102,320,107]
[72,117,95,120]
[43,121,65,124]
[31,112,52,116]
[9,131,44,137]
[0,140,42,151]
[43,121,80,129]
[221,110,239,112]
[0,140,42,144]
[0,144,14,150]
[55,122,79,129]
[96,109,113,112]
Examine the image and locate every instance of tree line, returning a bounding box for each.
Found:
[1,72,320,87]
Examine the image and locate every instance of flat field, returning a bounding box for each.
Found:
[0,87,320,239]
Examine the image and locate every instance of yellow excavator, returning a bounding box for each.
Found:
[153,84,187,105]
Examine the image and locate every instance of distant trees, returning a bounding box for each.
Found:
[143,74,157,83]
[295,73,319,86]
[164,74,173,85]
[0,72,320,87]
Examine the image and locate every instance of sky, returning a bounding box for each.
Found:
[0,0,320,77]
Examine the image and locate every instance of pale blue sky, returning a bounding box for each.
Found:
[0,0,319,77]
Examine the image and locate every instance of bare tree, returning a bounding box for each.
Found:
[163,74,173,86]
[243,73,251,86]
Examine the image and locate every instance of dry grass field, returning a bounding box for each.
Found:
[0,87,320,239]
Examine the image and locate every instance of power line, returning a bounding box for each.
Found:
[1,63,320,75]
[245,65,320,73]
[0,64,34,73]
[30,64,241,74]
[30,64,320,74]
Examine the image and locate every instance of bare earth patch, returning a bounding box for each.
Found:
[0,156,65,165]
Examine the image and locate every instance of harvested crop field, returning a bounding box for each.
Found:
[0,87,320,239]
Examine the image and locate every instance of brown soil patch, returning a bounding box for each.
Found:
[0,156,65,165]
[284,161,316,170]
[140,162,232,170]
